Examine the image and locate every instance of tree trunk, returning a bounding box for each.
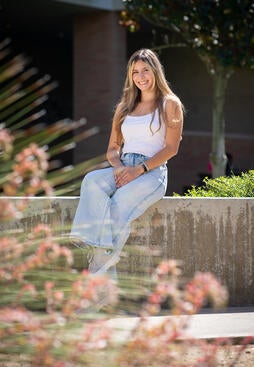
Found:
[210,65,232,178]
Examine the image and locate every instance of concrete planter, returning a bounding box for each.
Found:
[1,197,253,307]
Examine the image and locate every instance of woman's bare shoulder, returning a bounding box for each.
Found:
[164,94,182,106]
[164,94,183,127]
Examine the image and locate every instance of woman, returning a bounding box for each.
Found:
[70,48,184,275]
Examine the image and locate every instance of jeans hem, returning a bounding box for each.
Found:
[69,234,114,250]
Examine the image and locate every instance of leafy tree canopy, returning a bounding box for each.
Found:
[122,0,254,74]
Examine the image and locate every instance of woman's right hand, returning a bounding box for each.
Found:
[114,165,144,188]
[113,166,125,187]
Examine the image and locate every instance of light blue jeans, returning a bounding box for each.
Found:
[70,153,167,268]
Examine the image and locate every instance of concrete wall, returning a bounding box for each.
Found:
[1,197,253,307]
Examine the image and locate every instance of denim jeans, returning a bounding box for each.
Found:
[70,153,167,259]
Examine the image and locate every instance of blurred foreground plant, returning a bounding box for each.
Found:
[117,260,231,367]
[1,238,253,367]
[0,145,253,366]
[0,139,118,366]
[0,38,106,196]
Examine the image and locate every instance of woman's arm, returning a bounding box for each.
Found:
[106,104,124,168]
[142,97,183,171]
[106,104,144,187]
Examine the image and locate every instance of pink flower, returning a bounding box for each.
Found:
[0,307,40,333]
[155,259,182,278]
[0,128,14,158]
[45,281,55,291]
[148,293,162,305]
[53,291,64,302]
[33,224,52,237]
[21,283,37,296]
[0,199,21,220]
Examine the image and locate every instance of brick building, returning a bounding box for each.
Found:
[0,0,253,194]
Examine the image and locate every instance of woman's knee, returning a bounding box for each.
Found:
[81,168,114,194]
[80,170,98,193]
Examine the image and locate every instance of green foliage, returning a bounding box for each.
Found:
[0,38,105,196]
[122,0,254,72]
[179,170,254,197]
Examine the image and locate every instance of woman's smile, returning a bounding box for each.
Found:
[132,60,155,91]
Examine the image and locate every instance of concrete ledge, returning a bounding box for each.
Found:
[107,311,254,342]
[1,197,253,307]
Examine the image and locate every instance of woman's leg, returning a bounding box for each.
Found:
[111,166,167,243]
[89,164,167,274]
[70,167,116,249]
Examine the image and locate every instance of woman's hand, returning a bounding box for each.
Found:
[114,165,143,188]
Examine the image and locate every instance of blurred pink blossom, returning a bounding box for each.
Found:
[0,128,14,159]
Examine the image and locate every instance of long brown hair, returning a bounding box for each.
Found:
[115,49,182,141]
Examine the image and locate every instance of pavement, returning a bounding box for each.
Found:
[107,307,254,343]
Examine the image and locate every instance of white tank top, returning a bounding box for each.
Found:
[121,108,166,157]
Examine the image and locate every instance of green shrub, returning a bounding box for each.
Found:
[178,170,254,197]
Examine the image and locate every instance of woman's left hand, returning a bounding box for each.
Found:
[114,166,143,188]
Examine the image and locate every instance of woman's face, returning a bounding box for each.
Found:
[132,60,155,92]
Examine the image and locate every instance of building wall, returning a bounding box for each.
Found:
[169,133,254,194]
[73,11,126,160]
